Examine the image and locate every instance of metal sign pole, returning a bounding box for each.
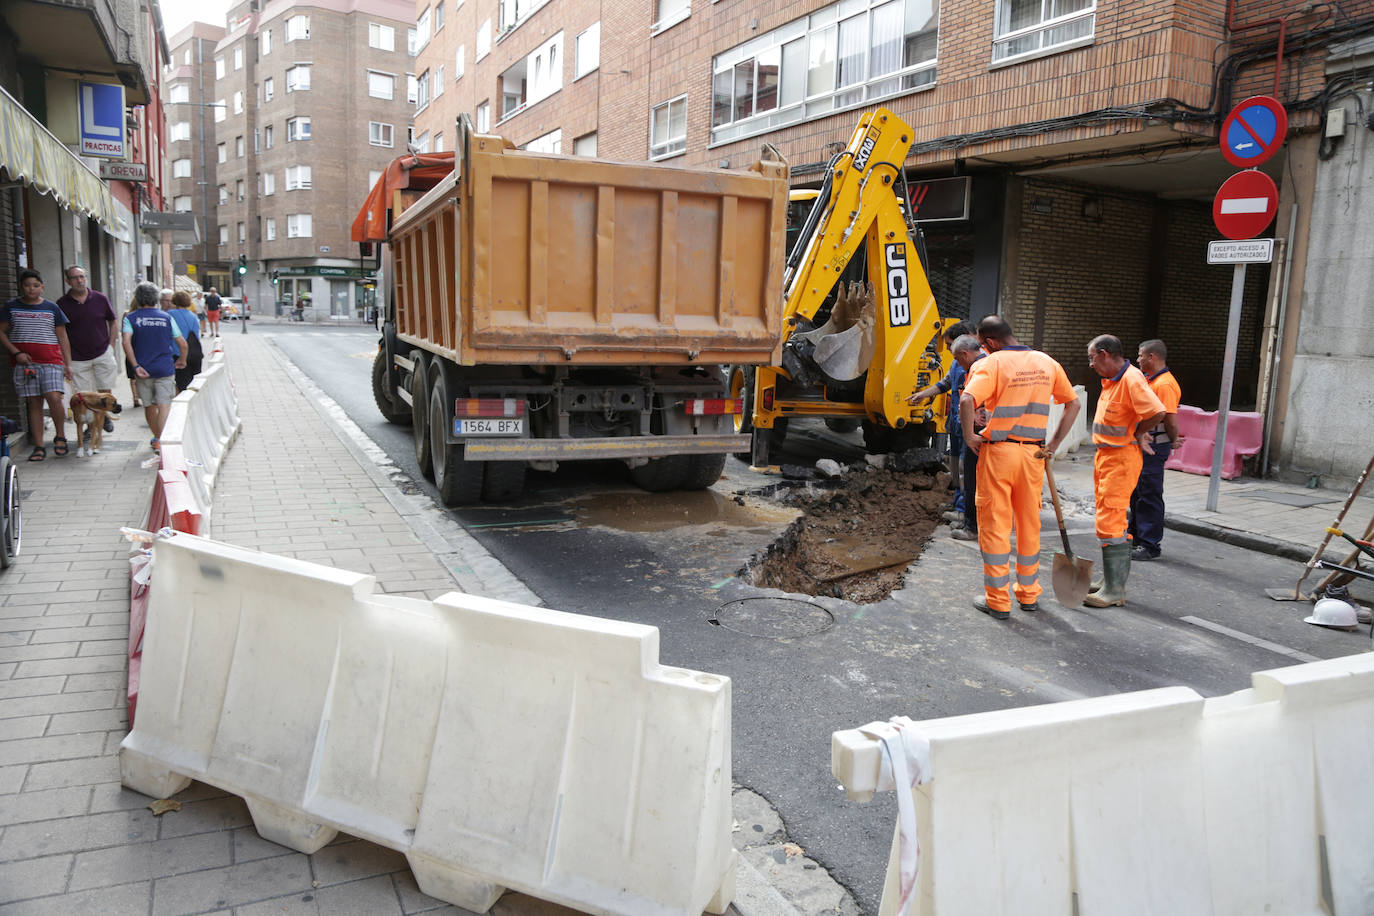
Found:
[1207,263,1247,511]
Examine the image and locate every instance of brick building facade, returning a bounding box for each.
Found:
[408,0,1373,484]
[168,23,229,294]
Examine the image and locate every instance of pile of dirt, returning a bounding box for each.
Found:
[744,456,951,604]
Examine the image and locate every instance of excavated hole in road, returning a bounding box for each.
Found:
[743,452,951,605]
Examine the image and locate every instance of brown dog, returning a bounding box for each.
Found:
[70,391,117,457]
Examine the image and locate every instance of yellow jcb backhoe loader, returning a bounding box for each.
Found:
[731,108,955,467]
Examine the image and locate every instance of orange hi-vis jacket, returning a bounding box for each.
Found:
[964,346,1077,443]
[1092,361,1165,448]
[1145,368,1182,444]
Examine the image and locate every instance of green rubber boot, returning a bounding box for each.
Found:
[1084,542,1132,607]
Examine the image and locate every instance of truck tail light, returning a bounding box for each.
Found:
[454,398,525,418]
[683,398,744,416]
[760,387,775,410]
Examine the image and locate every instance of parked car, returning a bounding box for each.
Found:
[221,297,249,320]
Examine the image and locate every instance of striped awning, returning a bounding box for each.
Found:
[0,83,123,230]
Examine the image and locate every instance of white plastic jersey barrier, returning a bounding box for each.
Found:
[121,535,735,916]
[833,652,1374,916]
[159,361,240,533]
[1046,384,1088,457]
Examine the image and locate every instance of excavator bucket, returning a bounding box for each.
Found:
[798,281,877,381]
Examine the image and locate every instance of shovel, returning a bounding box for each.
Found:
[1042,457,1094,607]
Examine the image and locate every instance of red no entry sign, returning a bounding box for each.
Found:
[1213,170,1278,240]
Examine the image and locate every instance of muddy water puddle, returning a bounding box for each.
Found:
[572,489,796,534]
[746,464,950,604]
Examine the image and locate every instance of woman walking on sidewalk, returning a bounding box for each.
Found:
[167,291,204,393]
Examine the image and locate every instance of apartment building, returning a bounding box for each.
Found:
[211,0,414,317]
[168,23,230,293]
[412,0,1374,486]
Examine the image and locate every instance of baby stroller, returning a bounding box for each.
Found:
[0,416,19,568]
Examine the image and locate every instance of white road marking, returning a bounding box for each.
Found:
[1180,615,1320,663]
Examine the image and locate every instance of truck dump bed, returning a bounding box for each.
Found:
[360,134,789,367]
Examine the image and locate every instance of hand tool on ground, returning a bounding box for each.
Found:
[1266,453,1374,600]
[1041,454,1093,607]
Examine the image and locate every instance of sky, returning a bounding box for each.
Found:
[159,0,233,41]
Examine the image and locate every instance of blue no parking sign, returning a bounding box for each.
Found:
[1220,96,1287,168]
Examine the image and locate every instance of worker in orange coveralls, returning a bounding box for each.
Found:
[961,316,1080,621]
[1083,334,1165,608]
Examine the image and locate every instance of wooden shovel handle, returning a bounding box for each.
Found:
[1042,457,1074,557]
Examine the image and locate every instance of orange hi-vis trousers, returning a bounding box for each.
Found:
[1093,445,1143,547]
[975,441,1045,612]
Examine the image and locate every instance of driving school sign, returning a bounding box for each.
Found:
[79,82,125,158]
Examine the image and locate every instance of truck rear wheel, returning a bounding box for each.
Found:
[411,354,433,478]
[679,453,727,490]
[482,461,525,502]
[372,351,411,425]
[429,380,485,505]
[630,455,687,492]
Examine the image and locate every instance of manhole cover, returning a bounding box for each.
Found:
[711,597,834,638]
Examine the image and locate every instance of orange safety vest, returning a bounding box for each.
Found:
[964,346,1077,443]
[1146,368,1182,441]
[1093,361,1166,448]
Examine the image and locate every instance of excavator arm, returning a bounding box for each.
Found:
[747,108,949,465]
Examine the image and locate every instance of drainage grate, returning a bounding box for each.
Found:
[709,597,835,639]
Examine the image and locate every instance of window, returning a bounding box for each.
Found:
[522,128,561,154]
[183,49,191,65]
[264,172,276,195]
[415,8,431,51]
[173,195,192,211]
[287,117,311,140]
[710,0,938,144]
[654,0,689,31]
[264,77,274,102]
[236,179,245,200]
[261,29,272,55]
[435,65,445,97]
[994,0,1094,62]
[475,100,490,132]
[286,165,312,190]
[433,132,444,152]
[368,71,395,99]
[573,131,597,156]
[286,15,310,41]
[265,218,276,240]
[215,57,225,80]
[369,23,395,51]
[172,158,192,178]
[264,124,274,148]
[436,2,446,31]
[214,100,226,122]
[219,224,228,245]
[170,121,191,142]
[286,65,311,92]
[407,74,418,104]
[455,45,465,78]
[217,143,227,163]
[650,95,686,159]
[414,131,430,153]
[233,46,243,70]
[368,169,383,187]
[233,90,243,113]
[235,135,245,157]
[476,18,491,60]
[408,28,418,55]
[575,23,599,78]
[416,70,430,110]
[254,128,260,153]
[169,82,190,104]
[287,213,312,237]
[499,0,550,34]
[369,122,394,147]
[238,222,246,243]
[498,31,562,119]
[218,184,228,204]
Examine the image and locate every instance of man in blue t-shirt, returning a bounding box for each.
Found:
[121,282,186,451]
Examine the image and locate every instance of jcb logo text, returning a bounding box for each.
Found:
[885,243,911,327]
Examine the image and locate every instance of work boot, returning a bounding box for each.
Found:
[1084,543,1132,607]
[972,595,1010,620]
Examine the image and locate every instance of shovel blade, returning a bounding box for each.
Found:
[1052,552,1094,607]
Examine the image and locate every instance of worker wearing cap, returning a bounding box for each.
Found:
[1127,339,1182,561]
[1084,334,1165,608]
[962,316,1080,620]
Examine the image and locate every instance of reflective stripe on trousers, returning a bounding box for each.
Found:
[975,442,1045,611]
[1093,444,1143,547]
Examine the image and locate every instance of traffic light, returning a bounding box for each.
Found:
[270,270,279,285]
[236,254,247,277]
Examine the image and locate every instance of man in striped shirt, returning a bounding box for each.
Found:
[0,269,74,460]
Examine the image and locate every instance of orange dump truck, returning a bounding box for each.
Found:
[353,118,789,505]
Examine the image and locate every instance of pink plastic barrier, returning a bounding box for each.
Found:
[1165,407,1263,479]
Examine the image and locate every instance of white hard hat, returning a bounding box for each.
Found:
[1304,597,1359,630]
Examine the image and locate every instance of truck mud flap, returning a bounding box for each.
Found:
[462,434,751,461]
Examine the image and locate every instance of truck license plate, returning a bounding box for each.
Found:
[455,418,523,435]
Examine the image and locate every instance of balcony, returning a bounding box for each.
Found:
[0,0,152,102]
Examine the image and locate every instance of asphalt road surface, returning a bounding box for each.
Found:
[265,325,1362,913]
